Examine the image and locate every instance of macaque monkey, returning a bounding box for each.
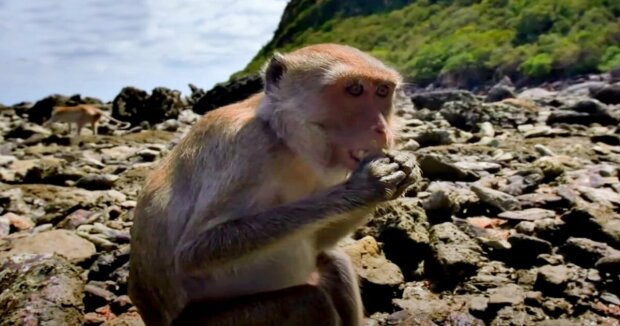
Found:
[128,43,421,326]
[43,104,130,135]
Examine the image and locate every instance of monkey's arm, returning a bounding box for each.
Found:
[174,184,372,275]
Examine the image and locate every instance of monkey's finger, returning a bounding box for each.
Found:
[375,162,400,175]
[392,152,416,175]
[381,171,406,187]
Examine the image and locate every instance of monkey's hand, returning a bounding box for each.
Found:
[346,151,420,203]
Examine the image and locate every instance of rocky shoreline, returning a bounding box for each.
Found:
[1,74,619,325]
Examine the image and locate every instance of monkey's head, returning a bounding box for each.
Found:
[257,43,403,174]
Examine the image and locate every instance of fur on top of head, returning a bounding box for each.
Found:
[260,43,403,97]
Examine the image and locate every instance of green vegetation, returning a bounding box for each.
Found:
[233,0,620,86]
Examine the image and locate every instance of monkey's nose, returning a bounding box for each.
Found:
[371,124,388,149]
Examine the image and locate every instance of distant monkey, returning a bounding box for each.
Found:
[43,104,130,135]
[128,43,421,326]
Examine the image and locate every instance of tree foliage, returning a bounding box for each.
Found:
[233,0,620,85]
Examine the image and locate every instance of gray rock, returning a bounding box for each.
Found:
[498,208,556,221]
[488,284,525,307]
[471,184,521,212]
[428,222,484,284]
[419,154,479,182]
[0,253,85,325]
[0,229,97,264]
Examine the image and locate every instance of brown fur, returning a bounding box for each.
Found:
[128,43,419,326]
[43,104,130,135]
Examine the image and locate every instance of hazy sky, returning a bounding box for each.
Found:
[0,0,288,105]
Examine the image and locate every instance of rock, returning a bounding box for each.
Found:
[0,215,9,237]
[112,87,184,127]
[357,198,430,276]
[559,237,620,268]
[411,89,477,111]
[535,265,572,296]
[58,209,101,230]
[101,311,145,326]
[0,229,97,264]
[75,174,120,190]
[471,184,521,212]
[488,284,525,307]
[84,283,117,310]
[546,99,618,126]
[542,297,573,317]
[595,254,620,276]
[418,154,480,182]
[592,84,620,105]
[193,74,263,114]
[341,236,404,313]
[440,100,537,131]
[0,253,85,325]
[497,208,556,221]
[485,85,516,103]
[577,186,620,207]
[2,212,34,231]
[506,234,552,266]
[453,161,501,172]
[427,222,484,286]
[591,134,620,146]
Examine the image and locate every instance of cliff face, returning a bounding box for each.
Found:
[233,0,620,89]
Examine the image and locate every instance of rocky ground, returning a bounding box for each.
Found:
[1,75,620,326]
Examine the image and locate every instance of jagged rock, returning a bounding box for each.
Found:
[411,89,477,111]
[0,253,86,325]
[356,198,429,277]
[427,222,484,286]
[0,229,97,264]
[192,74,263,114]
[341,236,404,313]
[112,87,184,127]
[535,265,573,296]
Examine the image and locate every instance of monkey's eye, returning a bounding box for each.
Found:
[346,82,364,97]
[376,84,390,98]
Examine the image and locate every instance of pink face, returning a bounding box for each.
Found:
[317,77,395,170]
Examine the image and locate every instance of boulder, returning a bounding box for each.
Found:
[0,253,86,325]
[192,74,263,114]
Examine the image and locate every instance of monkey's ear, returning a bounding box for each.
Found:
[264,53,287,93]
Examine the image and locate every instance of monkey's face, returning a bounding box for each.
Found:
[317,77,395,171]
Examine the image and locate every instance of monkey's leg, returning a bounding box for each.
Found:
[92,122,98,135]
[317,249,364,326]
[172,285,341,326]
[77,122,84,136]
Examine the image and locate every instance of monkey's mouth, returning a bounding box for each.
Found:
[348,149,368,163]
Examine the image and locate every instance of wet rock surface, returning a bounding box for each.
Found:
[2,76,620,325]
